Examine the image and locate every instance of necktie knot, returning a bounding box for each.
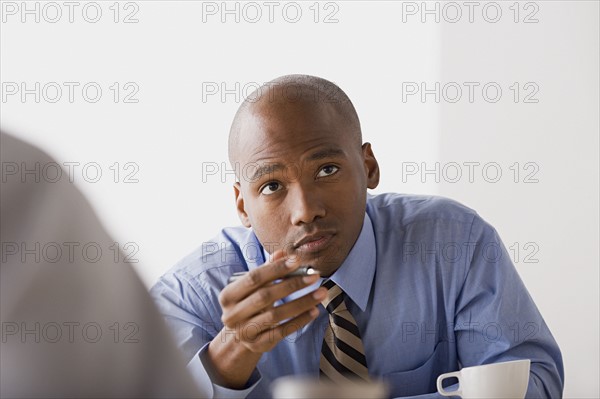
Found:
[320,279,346,313]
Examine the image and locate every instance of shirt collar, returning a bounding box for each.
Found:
[328,213,377,312]
[243,228,266,270]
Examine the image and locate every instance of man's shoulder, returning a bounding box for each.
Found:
[366,192,479,228]
[162,225,259,282]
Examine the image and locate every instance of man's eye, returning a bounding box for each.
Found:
[260,182,282,195]
[317,165,339,178]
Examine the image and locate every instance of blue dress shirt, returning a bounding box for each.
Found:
[150,193,564,398]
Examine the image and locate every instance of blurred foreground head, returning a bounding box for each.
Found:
[0,132,204,398]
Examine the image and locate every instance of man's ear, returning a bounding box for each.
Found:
[233,182,252,228]
[362,142,380,189]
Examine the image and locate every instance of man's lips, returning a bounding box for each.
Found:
[294,233,334,252]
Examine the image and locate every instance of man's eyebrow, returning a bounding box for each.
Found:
[247,148,346,182]
[306,147,346,161]
[249,163,285,182]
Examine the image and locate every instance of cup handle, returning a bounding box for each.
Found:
[436,371,462,397]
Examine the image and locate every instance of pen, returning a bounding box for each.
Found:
[227,266,318,284]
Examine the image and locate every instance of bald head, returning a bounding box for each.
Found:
[228,74,362,168]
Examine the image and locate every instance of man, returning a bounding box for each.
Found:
[1,132,203,398]
[150,75,564,398]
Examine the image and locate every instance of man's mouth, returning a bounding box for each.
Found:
[294,233,334,252]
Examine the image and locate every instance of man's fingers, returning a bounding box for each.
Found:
[222,274,320,327]
[250,287,326,327]
[220,249,300,306]
[242,307,321,353]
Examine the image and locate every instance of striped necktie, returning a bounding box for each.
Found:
[319,279,370,383]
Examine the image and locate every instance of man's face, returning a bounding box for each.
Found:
[232,96,379,276]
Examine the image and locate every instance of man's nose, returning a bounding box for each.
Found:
[288,187,326,226]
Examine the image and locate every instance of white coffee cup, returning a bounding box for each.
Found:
[436,359,530,399]
[271,376,388,399]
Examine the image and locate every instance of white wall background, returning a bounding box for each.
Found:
[1,1,597,397]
